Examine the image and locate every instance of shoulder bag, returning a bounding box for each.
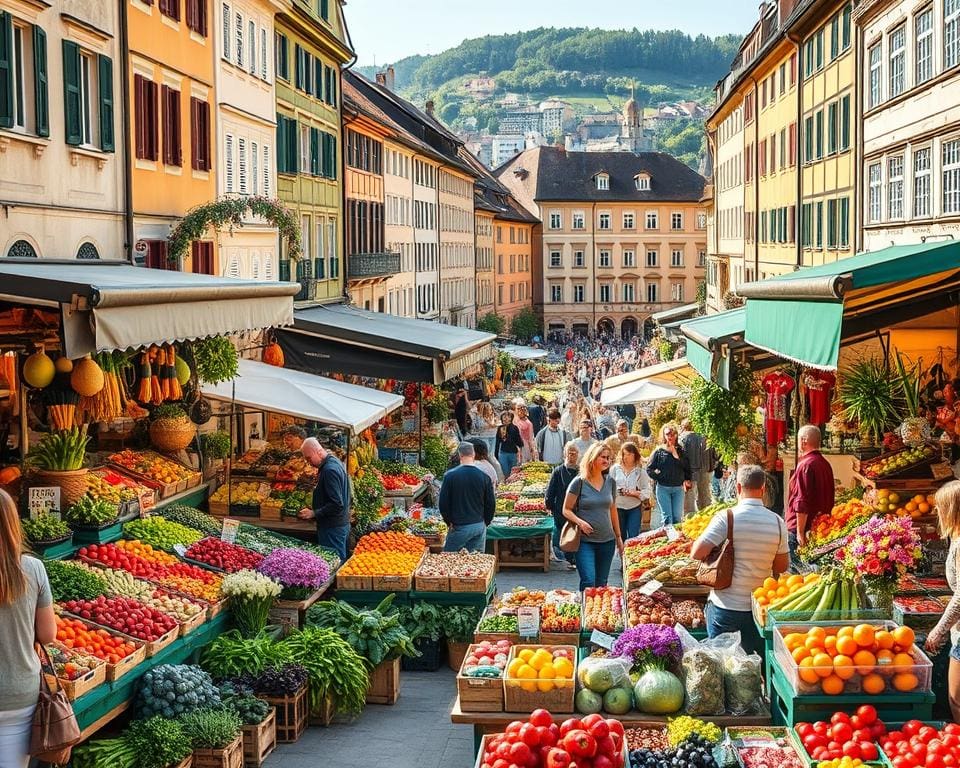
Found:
[559,477,583,553]
[696,508,735,590]
[30,644,80,764]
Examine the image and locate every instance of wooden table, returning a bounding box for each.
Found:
[491,534,550,573]
[450,697,773,752]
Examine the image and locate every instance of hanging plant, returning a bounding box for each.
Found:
[167,196,302,267]
[191,336,239,384]
[683,366,754,464]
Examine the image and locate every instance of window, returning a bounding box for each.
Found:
[237,136,247,193]
[830,15,839,60]
[696,213,706,229]
[63,43,113,151]
[671,212,683,230]
[598,213,611,230]
[914,147,931,218]
[672,283,684,302]
[551,285,562,303]
[248,20,256,75]
[76,243,99,260]
[827,198,838,248]
[549,211,561,229]
[275,32,288,80]
[596,174,609,190]
[623,282,635,302]
[815,110,824,159]
[574,250,585,267]
[573,285,585,303]
[947,0,960,70]
[671,249,683,268]
[622,212,635,229]
[801,202,812,247]
[134,74,158,160]
[646,282,658,303]
[645,212,658,230]
[842,4,851,50]
[234,11,243,68]
[827,101,838,155]
[869,44,882,109]
[191,241,214,275]
[804,38,815,78]
[646,250,658,267]
[816,29,824,70]
[160,85,181,166]
[599,284,611,303]
[889,25,906,98]
[815,201,823,247]
[840,95,850,151]
[159,0,180,22]
[623,250,635,268]
[549,250,561,268]
[189,97,210,171]
[186,0,207,35]
[275,113,297,174]
[572,211,584,229]
[839,197,850,248]
[635,175,650,191]
[869,162,882,222]
[222,3,231,59]
[943,139,960,214]
[599,250,611,268]
[916,8,934,85]
[698,250,706,266]
[224,133,234,191]
[888,155,904,219]
[779,62,786,94]
[804,115,814,163]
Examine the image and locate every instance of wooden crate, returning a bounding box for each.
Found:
[261,686,307,744]
[87,620,179,658]
[56,658,107,702]
[414,573,450,592]
[456,644,505,712]
[192,735,243,768]
[106,641,147,681]
[336,572,372,591]
[371,573,413,592]
[540,632,580,647]
[258,503,283,522]
[241,710,276,768]
[503,645,576,714]
[173,757,193,768]
[177,606,209,637]
[365,657,400,705]
[451,571,494,593]
[208,501,229,517]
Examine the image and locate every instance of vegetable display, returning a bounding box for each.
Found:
[184,538,264,572]
[29,426,89,470]
[439,605,483,643]
[109,450,195,485]
[279,627,369,715]
[478,613,519,634]
[229,663,309,697]
[55,615,140,663]
[200,630,292,680]
[64,495,118,527]
[135,664,221,718]
[178,708,242,749]
[22,513,71,543]
[306,595,418,667]
[881,720,960,768]
[505,646,575,693]
[45,560,107,602]
[794,706,886,763]
[122,516,204,550]
[462,640,512,678]
[126,716,193,768]
[61,596,178,641]
[583,587,624,633]
[159,505,223,536]
[47,644,103,681]
[218,681,272,725]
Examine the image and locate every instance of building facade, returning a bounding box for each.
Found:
[494,208,537,324]
[0,0,125,260]
[438,166,476,326]
[274,0,351,302]
[128,0,216,271]
[497,146,707,338]
[474,205,495,320]
[382,134,415,317]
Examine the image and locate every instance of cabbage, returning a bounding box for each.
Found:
[633,669,684,715]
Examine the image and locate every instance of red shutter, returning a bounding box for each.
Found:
[149,81,158,161]
[190,98,199,170]
[192,242,213,274]
[202,101,210,170]
[185,0,195,30]
[134,76,145,159]
[161,86,171,165]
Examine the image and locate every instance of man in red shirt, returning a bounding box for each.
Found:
[786,425,835,569]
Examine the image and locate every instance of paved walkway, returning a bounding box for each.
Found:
[266,553,623,768]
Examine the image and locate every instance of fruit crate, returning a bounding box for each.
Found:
[729,726,836,768]
[854,442,942,479]
[414,571,450,592]
[451,570,495,593]
[456,643,506,712]
[175,604,209,637]
[49,648,107,701]
[192,734,243,768]
[539,632,580,646]
[772,621,933,696]
[106,640,147,681]
[103,620,180,658]
[473,734,628,768]
[474,607,521,644]
[787,730,889,768]
[260,684,307,744]
[336,572,372,591]
[241,710,276,768]
[502,644,576,714]
[893,597,947,632]
[370,573,415,592]
[366,657,400,705]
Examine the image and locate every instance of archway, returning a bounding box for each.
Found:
[643,317,657,340]
[621,316,638,341]
[572,322,589,337]
[597,317,615,337]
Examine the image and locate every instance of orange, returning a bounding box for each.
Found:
[853,649,877,675]
[875,630,895,650]
[833,654,855,680]
[507,659,525,677]
[805,635,825,652]
[824,636,838,655]
[892,626,915,648]
[853,624,876,648]
[812,653,834,678]
[919,502,931,514]
[784,633,805,651]
[837,626,855,639]
[807,626,827,643]
[836,635,858,656]
[893,672,919,692]
[798,657,820,685]
[792,646,811,664]
[821,674,845,695]
[862,673,886,695]
[538,663,557,680]
[892,652,915,669]
[763,577,778,590]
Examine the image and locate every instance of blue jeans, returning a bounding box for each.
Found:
[550,513,576,563]
[788,530,803,573]
[317,524,350,563]
[499,451,519,477]
[705,601,763,656]
[655,484,685,526]
[575,539,616,591]
[711,477,721,501]
[443,521,486,553]
[617,507,641,541]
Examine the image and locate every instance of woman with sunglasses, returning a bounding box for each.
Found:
[562,442,624,590]
[646,422,692,527]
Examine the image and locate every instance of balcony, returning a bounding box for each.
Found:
[348,252,401,282]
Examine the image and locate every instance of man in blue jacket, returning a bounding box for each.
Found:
[297,438,351,562]
[439,442,495,553]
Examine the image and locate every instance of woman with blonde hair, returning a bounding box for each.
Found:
[0,489,57,768]
[646,422,692,526]
[924,481,960,721]
[562,442,623,590]
[610,442,651,540]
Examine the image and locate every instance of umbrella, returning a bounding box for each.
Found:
[600,379,680,407]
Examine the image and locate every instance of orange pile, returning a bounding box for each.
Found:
[753,572,819,609]
[115,539,178,565]
[506,647,575,693]
[55,615,139,664]
[353,531,426,554]
[157,572,223,602]
[783,623,920,695]
[338,551,424,576]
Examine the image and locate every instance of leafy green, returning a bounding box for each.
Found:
[199,630,292,680]
[22,513,70,543]
[397,601,443,642]
[191,337,239,385]
[126,716,193,768]
[306,595,418,667]
[279,627,369,716]
[64,495,118,527]
[438,605,483,643]
[177,708,242,749]
[45,560,107,602]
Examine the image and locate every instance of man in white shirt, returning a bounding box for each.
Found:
[690,464,789,656]
[535,410,570,467]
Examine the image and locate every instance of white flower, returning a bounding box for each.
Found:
[221,569,281,600]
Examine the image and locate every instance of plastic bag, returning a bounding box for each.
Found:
[675,625,724,715]
[576,655,632,693]
[723,650,764,715]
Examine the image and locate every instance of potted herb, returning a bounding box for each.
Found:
[21,513,72,547]
[438,605,483,671]
[27,425,90,508]
[256,548,331,602]
[219,571,282,637]
[150,403,197,453]
[198,430,232,479]
[63,495,118,530]
[839,358,903,447]
[179,709,243,768]
[192,337,239,385]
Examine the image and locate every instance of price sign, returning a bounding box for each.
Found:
[257,483,272,498]
[590,630,615,650]
[401,451,420,466]
[638,579,664,596]
[173,544,188,557]
[665,525,680,542]
[221,518,240,544]
[28,487,61,518]
[517,606,540,638]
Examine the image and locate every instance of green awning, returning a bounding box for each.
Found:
[739,241,960,369]
[680,308,745,385]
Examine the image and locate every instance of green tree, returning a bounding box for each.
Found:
[476,312,506,336]
[509,307,541,342]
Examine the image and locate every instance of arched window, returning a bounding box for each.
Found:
[77,243,100,260]
[7,240,38,258]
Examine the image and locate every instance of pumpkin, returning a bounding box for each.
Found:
[54,356,73,374]
[262,342,284,367]
[71,356,105,397]
[23,350,55,388]
[0,466,21,485]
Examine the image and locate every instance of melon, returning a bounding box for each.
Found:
[23,350,55,388]
[54,356,73,374]
[574,688,603,715]
[602,686,633,715]
[71,356,105,397]
[174,355,191,386]
[633,669,684,715]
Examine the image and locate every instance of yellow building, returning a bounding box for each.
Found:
[494,206,538,325]
[474,206,496,320]
[128,0,216,271]
[274,0,352,302]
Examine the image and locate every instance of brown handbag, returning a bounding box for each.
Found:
[30,644,80,764]
[559,480,583,553]
[696,508,735,589]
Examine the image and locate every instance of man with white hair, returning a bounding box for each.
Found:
[786,424,835,568]
[438,442,495,553]
[297,438,351,562]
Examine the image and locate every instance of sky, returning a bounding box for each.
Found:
[345,0,759,66]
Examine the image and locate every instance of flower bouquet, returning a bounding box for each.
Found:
[611,623,682,675]
[836,515,922,610]
[257,547,332,601]
[221,570,282,637]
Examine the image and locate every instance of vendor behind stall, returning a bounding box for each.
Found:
[297,438,351,561]
[282,425,307,452]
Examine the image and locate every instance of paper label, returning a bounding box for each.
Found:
[665,525,680,542]
[221,518,240,544]
[257,483,272,498]
[28,487,61,518]
[173,544,188,557]
[638,579,664,596]
[590,630,615,650]
[517,606,540,638]
[401,451,420,466]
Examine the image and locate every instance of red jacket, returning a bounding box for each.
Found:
[786,450,835,533]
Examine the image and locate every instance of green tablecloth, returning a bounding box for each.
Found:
[486,517,554,541]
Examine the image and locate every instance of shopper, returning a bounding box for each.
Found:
[572,418,597,458]
[646,423,691,526]
[494,411,523,478]
[454,387,470,436]
[691,465,789,656]
[297,438,351,562]
[528,396,547,436]
[0,489,57,768]
[467,438,500,490]
[712,458,725,502]
[924,481,960,721]
[545,442,580,569]
[785,424,835,568]
[514,404,537,463]
[594,404,617,439]
[562,442,624,591]
[282,425,307,452]
[438,442,495,553]
[679,419,710,514]
[610,443,650,540]
[535,409,570,468]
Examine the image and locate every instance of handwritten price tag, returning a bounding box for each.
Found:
[517,606,540,638]
[28,487,61,518]
[590,630,615,650]
[638,579,664,596]
[221,518,240,544]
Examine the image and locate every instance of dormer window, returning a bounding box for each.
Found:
[596,173,609,191]
[635,173,651,191]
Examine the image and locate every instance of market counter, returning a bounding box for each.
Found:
[485,518,554,573]
[485,518,554,541]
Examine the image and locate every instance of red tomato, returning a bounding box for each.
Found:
[831,723,853,743]
[832,712,852,725]
[508,743,532,764]
[842,742,862,760]
[529,709,553,729]
[856,705,879,725]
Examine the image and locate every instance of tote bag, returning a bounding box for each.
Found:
[559,480,582,553]
[696,508,735,590]
[30,644,80,764]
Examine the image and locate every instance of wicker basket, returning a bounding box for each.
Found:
[33,468,89,509]
[150,418,197,452]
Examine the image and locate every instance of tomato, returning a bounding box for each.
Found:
[544,748,571,768]
[535,727,554,747]
[588,720,609,741]
[519,724,539,748]
[861,742,880,760]
[842,742,862,759]
[796,723,814,738]
[903,721,925,738]
[508,743,532,764]
[920,728,940,744]
[529,709,553,729]
[561,731,597,759]
[559,719,582,737]
[856,705,879,725]
[831,723,853,743]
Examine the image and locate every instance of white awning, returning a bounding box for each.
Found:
[601,380,679,407]
[499,344,549,360]
[201,359,403,434]
[601,359,692,407]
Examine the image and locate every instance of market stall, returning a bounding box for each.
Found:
[490,462,555,572]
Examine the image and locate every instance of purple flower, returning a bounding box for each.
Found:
[611,624,681,672]
[257,548,331,591]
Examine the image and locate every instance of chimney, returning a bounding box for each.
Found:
[425,100,435,116]
[386,66,395,91]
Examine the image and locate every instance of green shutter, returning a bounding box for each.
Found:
[276,114,286,173]
[62,39,81,145]
[33,26,48,137]
[309,126,319,175]
[329,133,336,179]
[320,0,329,20]
[97,54,113,151]
[0,12,12,128]
[286,118,297,172]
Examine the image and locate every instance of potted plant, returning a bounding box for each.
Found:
[179,709,243,768]
[198,431,232,479]
[439,605,483,671]
[219,570,282,637]
[21,513,72,549]
[398,602,445,672]
[63,495,119,531]
[839,358,903,449]
[894,352,930,446]
[150,404,197,453]
[27,425,90,508]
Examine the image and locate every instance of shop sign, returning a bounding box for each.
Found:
[29,487,61,518]
[517,606,540,638]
